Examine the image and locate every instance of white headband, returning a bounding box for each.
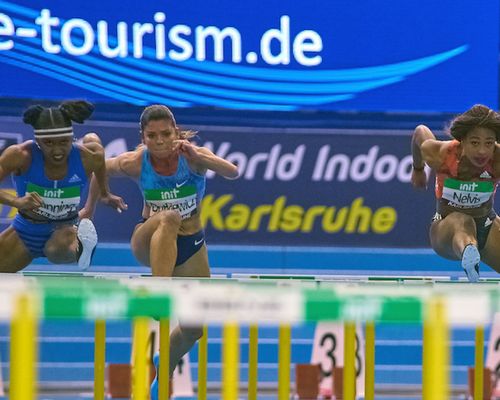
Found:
[33,126,74,139]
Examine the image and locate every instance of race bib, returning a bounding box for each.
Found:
[442,178,494,208]
[144,186,197,219]
[27,182,80,220]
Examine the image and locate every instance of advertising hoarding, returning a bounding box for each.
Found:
[0,0,497,112]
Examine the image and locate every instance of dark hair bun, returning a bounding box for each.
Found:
[22,105,45,126]
[59,100,94,123]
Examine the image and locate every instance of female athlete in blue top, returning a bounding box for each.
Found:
[82,104,238,387]
[0,100,124,272]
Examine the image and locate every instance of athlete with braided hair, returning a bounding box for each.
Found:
[0,100,125,272]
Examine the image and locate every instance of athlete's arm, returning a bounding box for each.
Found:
[79,142,129,218]
[412,125,445,169]
[105,151,142,178]
[411,125,447,189]
[174,140,239,178]
[0,144,43,210]
[80,140,111,198]
[492,144,500,178]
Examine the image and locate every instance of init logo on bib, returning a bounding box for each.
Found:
[26,182,81,220]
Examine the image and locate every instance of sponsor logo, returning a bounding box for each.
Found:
[68,174,81,183]
[0,3,468,110]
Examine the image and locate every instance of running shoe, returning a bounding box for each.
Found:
[150,352,173,399]
[151,352,159,400]
[462,243,480,283]
[77,218,97,270]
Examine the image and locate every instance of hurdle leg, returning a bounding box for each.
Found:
[222,323,239,400]
[422,297,449,400]
[94,319,106,400]
[343,321,356,400]
[10,293,37,400]
[364,321,375,400]
[278,324,291,400]
[159,318,170,400]
[248,324,258,400]
[474,325,484,400]
[198,325,208,400]
[132,317,150,400]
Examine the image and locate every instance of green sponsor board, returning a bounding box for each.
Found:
[39,277,170,319]
[27,182,80,198]
[443,178,494,192]
[303,289,422,323]
[144,186,196,200]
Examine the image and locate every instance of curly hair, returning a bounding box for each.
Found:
[449,104,500,141]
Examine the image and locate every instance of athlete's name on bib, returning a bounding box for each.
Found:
[442,178,494,207]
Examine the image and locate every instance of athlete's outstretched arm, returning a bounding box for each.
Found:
[411,125,444,189]
[79,151,138,219]
[174,140,239,178]
[79,148,128,218]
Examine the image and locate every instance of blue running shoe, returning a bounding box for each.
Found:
[462,244,480,282]
[150,352,160,400]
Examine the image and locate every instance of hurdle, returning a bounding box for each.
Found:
[2,274,497,399]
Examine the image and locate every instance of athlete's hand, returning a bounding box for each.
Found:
[173,140,199,161]
[411,168,428,189]
[13,192,43,211]
[100,193,128,213]
[78,206,93,220]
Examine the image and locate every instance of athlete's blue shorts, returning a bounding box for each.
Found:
[12,213,76,258]
[176,230,205,266]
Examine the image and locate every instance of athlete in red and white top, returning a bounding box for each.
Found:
[411,104,500,282]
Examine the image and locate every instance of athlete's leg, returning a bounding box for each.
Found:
[44,225,78,263]
[131,210,181,276]
[430,212,477,260]
[0,226,34,272]
[44,220,97,268]
[479,217,500,273]
[430,212,481,281]
[165,245,210,376]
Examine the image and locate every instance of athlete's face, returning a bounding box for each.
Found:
[142,119,178,156]
[462,127,497,168]
[36,136,73,166]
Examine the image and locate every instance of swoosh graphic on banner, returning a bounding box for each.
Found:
[0,1,468,110]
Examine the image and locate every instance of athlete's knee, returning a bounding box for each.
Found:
[45,245,75,263]
[44,229,76,263]
[157,210,182,230]
[179,325,204,343]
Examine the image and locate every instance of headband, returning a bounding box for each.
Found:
[33,126,74,139]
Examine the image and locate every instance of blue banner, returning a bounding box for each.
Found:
[0,118,439,247]
[0,0,497,112]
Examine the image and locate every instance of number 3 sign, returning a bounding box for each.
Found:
[310,322,365,398]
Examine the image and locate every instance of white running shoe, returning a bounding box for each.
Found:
[77,218,97,271]
[462,244,480,283]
